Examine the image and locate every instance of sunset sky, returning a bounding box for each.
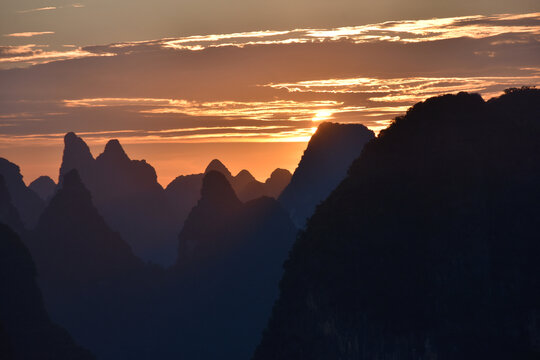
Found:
[1,1,539,185]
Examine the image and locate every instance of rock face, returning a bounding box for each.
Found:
[253,89,540,360]
[278,122,374,228]
[28,176,56,201]
[0,158,44,229]
[58,134,177,265]
[175,171,297,359]
[0,223,94,360]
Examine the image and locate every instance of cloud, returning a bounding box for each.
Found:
[4,31,55,38]
[16,7,57,14]
[266,75,540,101]
[84,12,540,54]
[0,45,113,66]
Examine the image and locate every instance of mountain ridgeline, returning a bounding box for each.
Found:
[279,122,374,228]
[254,88,540,359]
[58,133,179,265]
[58,134,292,265]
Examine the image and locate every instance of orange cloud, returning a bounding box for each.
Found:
[4,31,54,37]
[16,7,57,14]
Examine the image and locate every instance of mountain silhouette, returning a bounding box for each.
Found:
[26,169,149,358]
[0,223,94,360]
[165,159,291,229]
[278,122,374,227]
[0,175,25,235]
[238,168,292,202]
[58,133,178,265]
[28,169,143,292]
[0,158,44,228]
[28,176,56,201]
[174,170,297,359]
[253,88,540,360]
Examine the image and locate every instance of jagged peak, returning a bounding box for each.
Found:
[200,170,240,207]
[97,139,130,162]
[60,132,94,181]
[63,132,93,156]
[205,159,231,178]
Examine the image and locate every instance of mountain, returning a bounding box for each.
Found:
[28,169,143,292]
[26,169,149,358]
[58,133,178,265]
[0,175,25,235]
[0,158,44,228]
[28,176,56,201]
[238,168,292,202]
[278,122,374,228]
[165,159,290,229]
[174,171,297,359]
[253,88,540,360]
[164,173,205,230]
[0,223,94,360]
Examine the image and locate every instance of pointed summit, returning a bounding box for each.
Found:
[205,159,232,178]
[29,168,142,289]
[59,132,95,182]
[97,139,130,163]
[200,170,241,210]
[60,169,90,198]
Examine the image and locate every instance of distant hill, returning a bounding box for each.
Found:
[253,88,540,359]
[28,176,56,202]
[0,223,94,360]
[0,158,44,229]
[165,159,291,228]
[279,122,374,228]
[174,171,297,359]
[239,168,292,202]
[58,133,178,265]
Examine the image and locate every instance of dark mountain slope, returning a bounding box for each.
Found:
[0,175,25,235]
[279,122,374,228]
[173,171,297,359]
[26,170,153,359]
[254,88,540,360]
[0,158,44,228]
[0,223,94,360]
[28,176,56,201]
[28,169,143,292]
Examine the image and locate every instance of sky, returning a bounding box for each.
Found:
[1,1,539,186]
